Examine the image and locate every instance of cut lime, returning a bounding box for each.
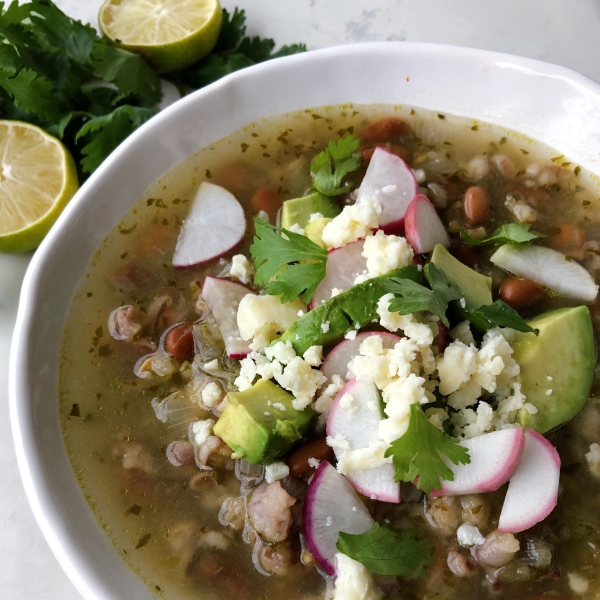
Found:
[99,0,223,74]
[0,121,78,254]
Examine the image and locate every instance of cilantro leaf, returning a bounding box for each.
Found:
[250,219,327,304]
[213,7,247,53]
[380,263,462,327]
[337,523,432,578]
[460,223,545,246]
[310,136,361,197]
[385,404,470,494]
[0,68,59,120]
[467,299,539,335]
[76,105,157,173]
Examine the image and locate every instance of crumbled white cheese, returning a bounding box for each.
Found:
[331,287,342,298]
[456,524,486,547]
[237,294,305,342]
[203,359,220,371]
[452,401,494,439]
[265,341,297,365]
[354,230,414,283]
[568,573,589,594]
[256,210,269,222]
[264,462,290,483]
[297,309,305,317]
[505,194,537,223]
[314,374,345,416]
[287,223,305,235]
[449,321,475,346]
[333,553,383,600]
[586,442,600,478]
[326,433,351,451]
[465,155,489,180]
[321,321,331,333]
[546,389,553,396]
[321,196,382,249]
[309,212,324,222]
[191,419,215,446]
[201,382,224,408]
[303,345,324,367]
[273,402,286,411]
[377,293,413,332]
[426,407,448,431]
[308,457,321,468]
[336,439,391,474]
[230,254,253,285]
[339,393,356,414]
[274,356,327,410]
[345,329,357,340]
[493,382,527,429]
[523,403,538,414]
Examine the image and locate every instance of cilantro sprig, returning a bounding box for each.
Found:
[0,3,305,178]
[460,223,545,246]
[310,135,361,197]
[381,263,462,327]
[250,219,327,304]
[337,523,432,579]
[466,300,539,335]
[385,404,470,494]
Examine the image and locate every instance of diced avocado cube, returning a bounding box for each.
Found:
[213,379,315,464]
[430,244,492,310]
[281,192,341,230]
[279,266,423,355]
[514,306,596,433]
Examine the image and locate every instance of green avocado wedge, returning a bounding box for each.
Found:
[280,191,341,230]
[515,306,596,433]
[279,266,423,355]
[213,379,315,464]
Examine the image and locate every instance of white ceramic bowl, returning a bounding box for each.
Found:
[10,42,600,600]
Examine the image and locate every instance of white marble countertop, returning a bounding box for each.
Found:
[3,1,600,598]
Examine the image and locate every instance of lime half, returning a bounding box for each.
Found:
[99,0,223,74]
[0,121,78,254]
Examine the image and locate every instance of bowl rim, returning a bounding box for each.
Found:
[9,41,600,600]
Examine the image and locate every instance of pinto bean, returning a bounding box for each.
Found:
[361,143,410,165]
[360,117,410,142]
[251,186,281,218]
[425,496,462,536]
[165,323,194,362]
[463,186,490,224]
[547,224,586,252]
[285,434,334,480]
[447,548,475,577]
[499,277,544,308]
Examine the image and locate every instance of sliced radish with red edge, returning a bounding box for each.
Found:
[327,379,400,503]
[321,332,401,384]
[490,243,598,303]
[497,429,560,533]
[357,147,418,233]
[202,276,254,359]
[431,428,525,496]
[304,461,374,575]
[404,194,450,254]
[310,240,367,308]
[173,182,246,269]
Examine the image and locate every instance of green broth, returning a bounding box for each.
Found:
[60,104,600,599]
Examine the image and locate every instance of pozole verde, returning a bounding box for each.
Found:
[60,105,600,600]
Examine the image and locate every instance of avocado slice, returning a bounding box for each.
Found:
[280,192,341,230]
[304,217,332,249]
[213,379,315,464]
[514,306,596,433]
[430,244,492,310]
[279,266,423,355]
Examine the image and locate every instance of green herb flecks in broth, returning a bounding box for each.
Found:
[60,104,600,600]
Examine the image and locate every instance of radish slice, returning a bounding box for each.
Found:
[404,194,451,254]
[173,182,246,269]
[310,240,367,308]
[202,276,254,359]
[357,147,418,232]
[304,461,374,575]
[498,429,560,533]
[431,428,525,496]
[327,379,400,503]
[490,243,599,303]
[321,332,401,383]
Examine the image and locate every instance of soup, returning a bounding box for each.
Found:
[60,105,600,600]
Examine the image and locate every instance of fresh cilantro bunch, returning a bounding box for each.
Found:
[385,404,471,494]
[337,523,432,579]
[310,135,361,196]
[0,2,305,179]
[250,219,327,304]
